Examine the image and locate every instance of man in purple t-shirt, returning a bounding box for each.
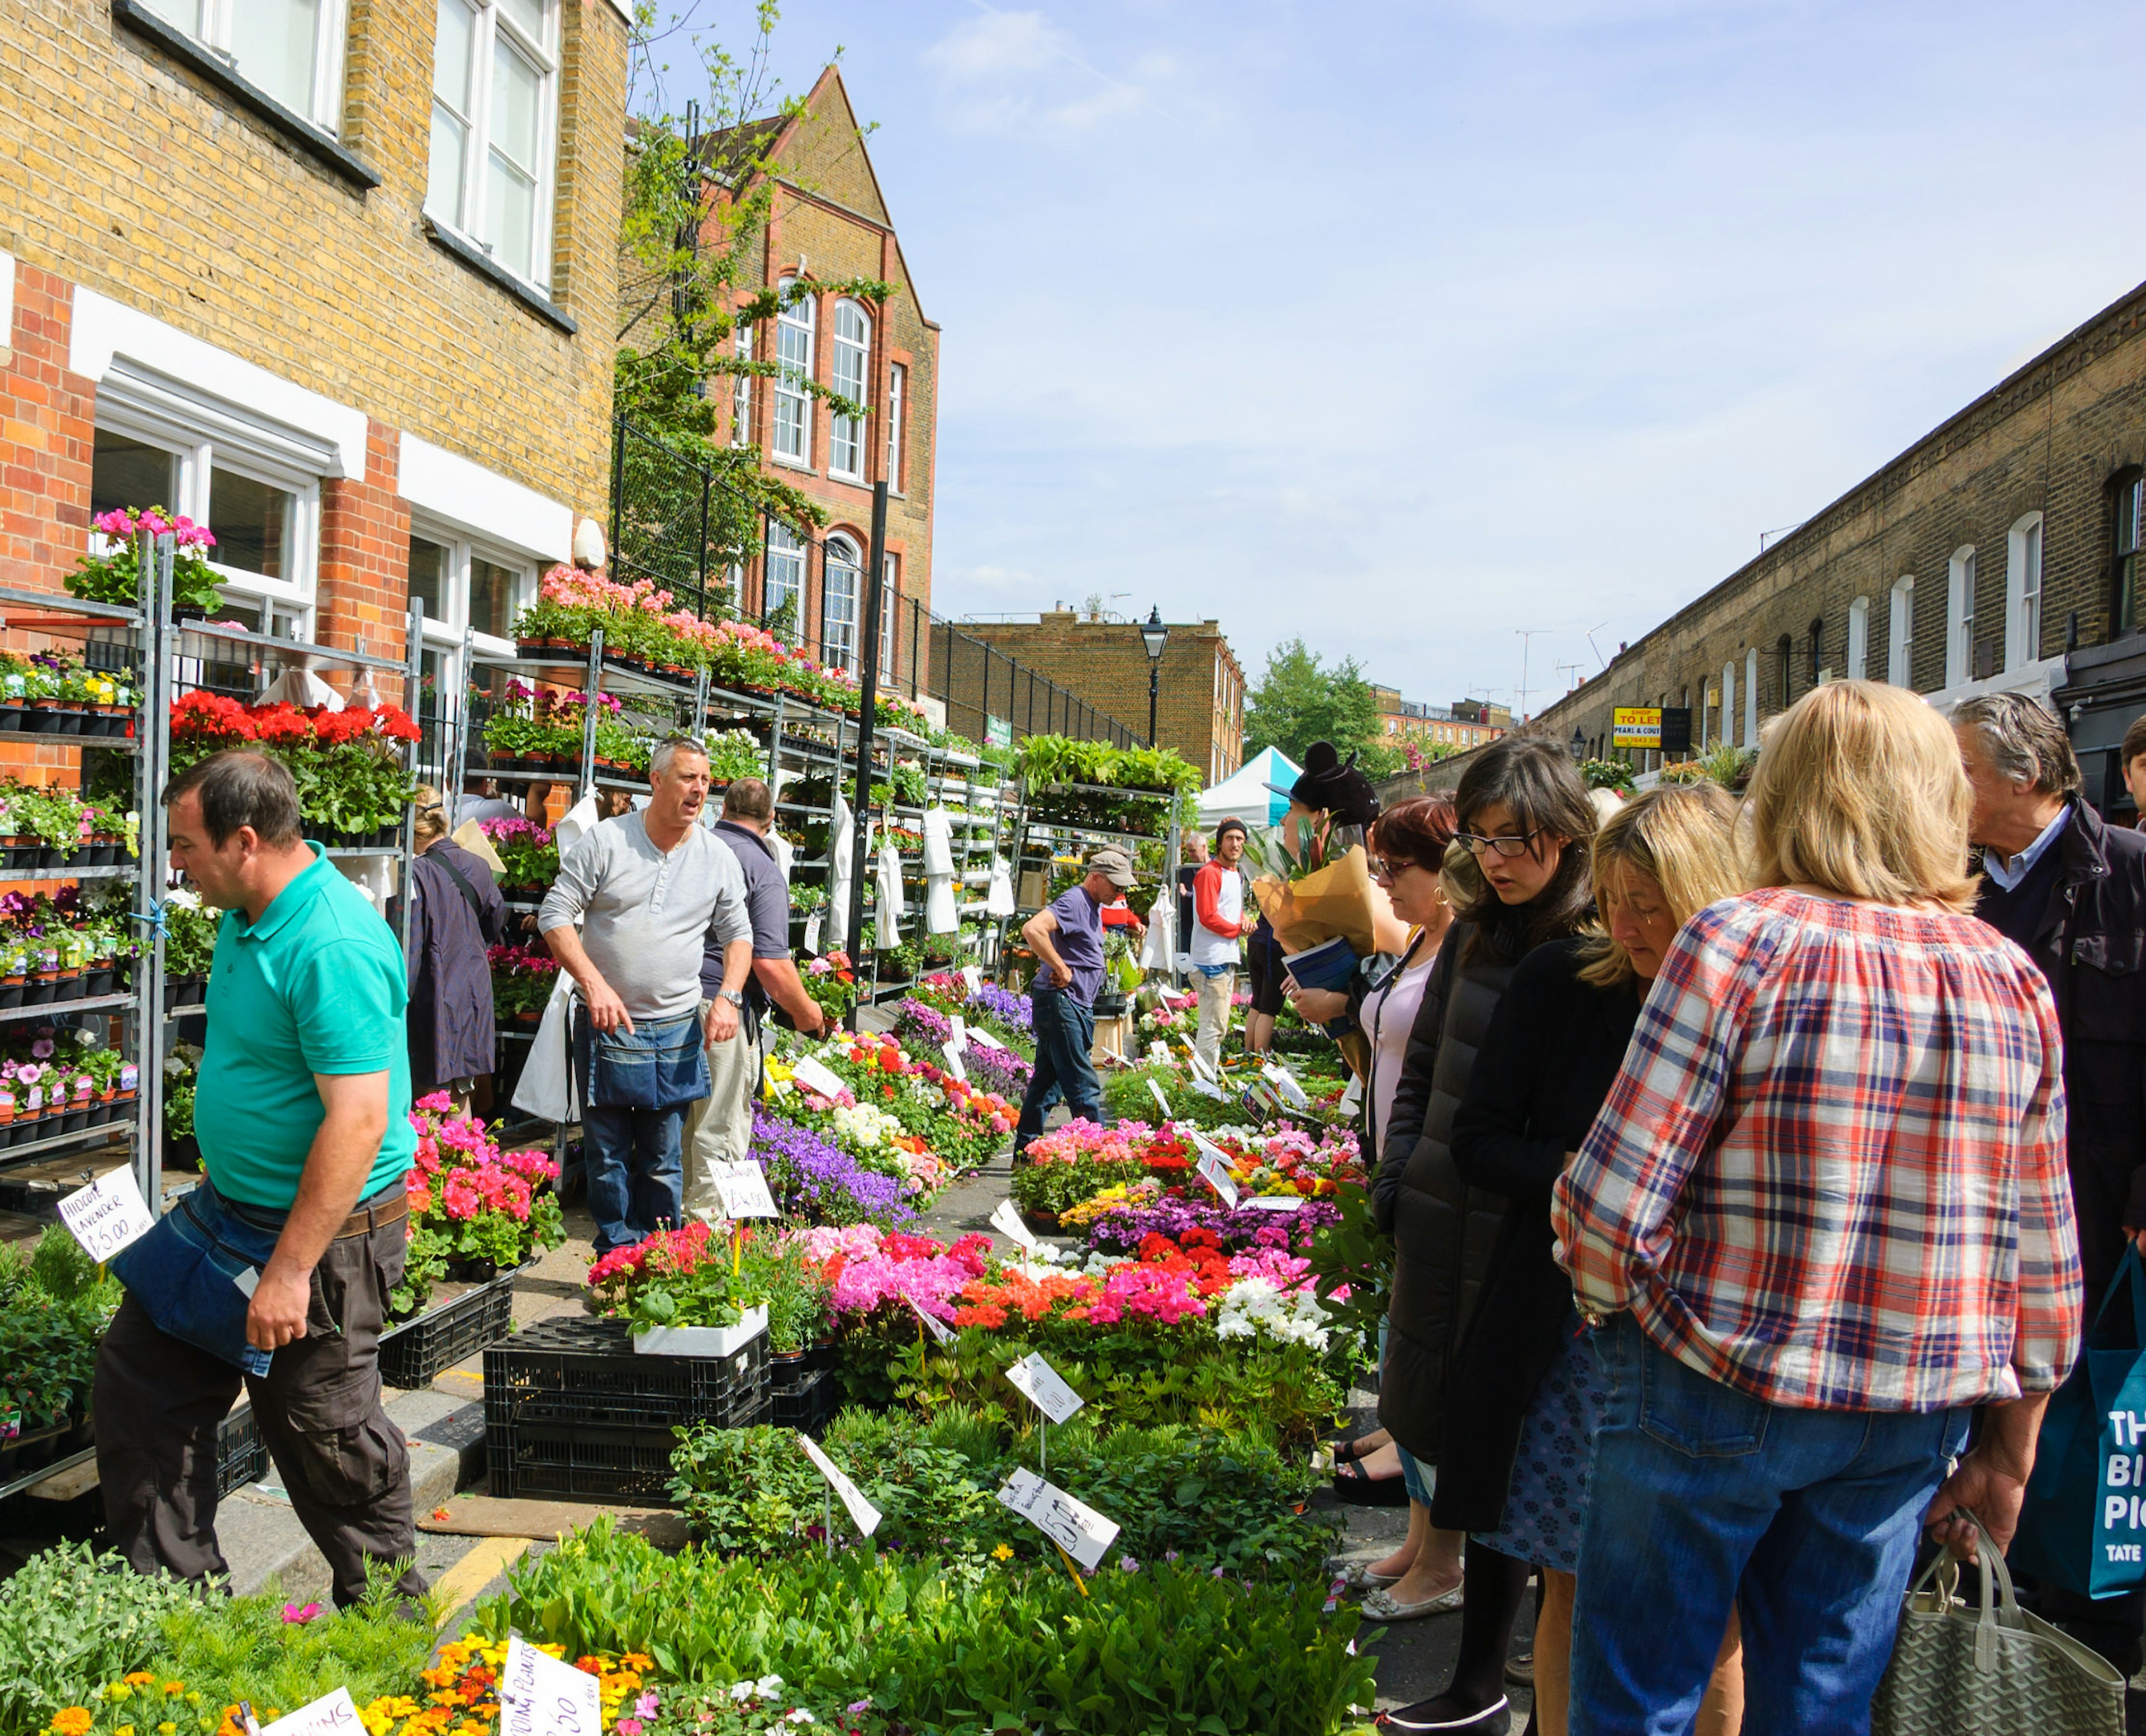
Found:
[1013,847,1133,1154]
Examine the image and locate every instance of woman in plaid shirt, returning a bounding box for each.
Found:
[1551,680,2082,1735]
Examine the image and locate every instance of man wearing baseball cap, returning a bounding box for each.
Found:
[1014,847,1134,1154]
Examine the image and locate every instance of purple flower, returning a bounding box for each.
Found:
[753,1110,913,1228]
[1082,1196,1339,1254]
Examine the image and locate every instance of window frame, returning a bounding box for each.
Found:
[730,322,754,449]
[1945,545,1977,687]
[1888,576,1915,687]
[878,553,899,682]
[90,397,322,640]
[828,299,871,482]
[886,361,906,495]
[1744,646,1758,743]
[1720,660,1735,748]
[2006,512,2044,669]
[1846,596,1869,680]
[424,0,562,294]
[822,535,862,673]
[764,520,806,640]
[139,0,350,134]
[2115,475,2142,636]
[772,280,816,469]
[406,524,536,783]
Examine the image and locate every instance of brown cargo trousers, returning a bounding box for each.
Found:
[92,1208,428,1607]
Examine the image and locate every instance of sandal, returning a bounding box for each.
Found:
[1360,1578,1468,1621]
[1331,1430,1392,1466]
[1332,1458,1409,1507]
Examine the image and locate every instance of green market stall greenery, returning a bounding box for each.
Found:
[0,1228,119,1445]
[67,508,223,615]
[0,1543,197,1736]
[476,1520,1379,1736]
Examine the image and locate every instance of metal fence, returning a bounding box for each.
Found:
[607,415,1138,748]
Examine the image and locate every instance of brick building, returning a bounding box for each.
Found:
[1370,684,1511,750]
[1519,272,2146,811]
[695,69,941,687]
[0,0,630,741]
[961,609,1246,781]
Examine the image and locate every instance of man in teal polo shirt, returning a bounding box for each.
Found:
[96,750,425,1605]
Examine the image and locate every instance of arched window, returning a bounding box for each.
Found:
[773,280,815,464]
[2006,512,2044,669]
[822,535,861,671]
[764,520,805,640]
[829,299,871,481]
[1888,576,1915,686]
[1846,596,1869,680]
[1945,546,1977,687]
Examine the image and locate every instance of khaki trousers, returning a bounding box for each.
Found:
[1194,966,1235,1072]
[681,1007,765,1219]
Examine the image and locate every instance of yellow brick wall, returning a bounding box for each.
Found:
[0,0,628,516]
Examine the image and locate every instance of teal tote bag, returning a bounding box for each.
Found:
[2011,1247,2146,1600]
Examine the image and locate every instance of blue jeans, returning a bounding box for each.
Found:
[582,1104,685,1254]
[1571,1317,1968,1736]
[1014,988,1102,1153]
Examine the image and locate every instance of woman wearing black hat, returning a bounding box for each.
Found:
[1244,743,1381,1054]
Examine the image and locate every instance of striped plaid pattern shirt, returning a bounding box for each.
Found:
[1551,887,2082,1411]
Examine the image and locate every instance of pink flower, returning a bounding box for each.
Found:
[30,1040,51,1059]
[282,1601,324,1624]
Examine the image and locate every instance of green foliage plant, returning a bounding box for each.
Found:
[0,1543,195,1736]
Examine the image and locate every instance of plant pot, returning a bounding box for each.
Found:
[632,1305,768,1358]
[87,967,113,996]
[26,976,54,1005]
[0,977,19,1009]
[61,1108,86,1134]
[0,702,22,732]
[55,972,83,1002]
[167,1133,201,1170]
[23,703,56,734]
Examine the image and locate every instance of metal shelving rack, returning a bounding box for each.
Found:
[995,777,1182,988]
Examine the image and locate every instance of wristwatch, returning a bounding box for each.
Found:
[717,988,746,1007]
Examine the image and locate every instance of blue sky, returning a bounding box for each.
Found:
[669,2,2146,721]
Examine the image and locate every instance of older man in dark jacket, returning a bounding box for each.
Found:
[1958,691,2146,1680]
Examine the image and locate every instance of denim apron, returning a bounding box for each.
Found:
[576,1010,710,1111]
[108,1182,282,1377]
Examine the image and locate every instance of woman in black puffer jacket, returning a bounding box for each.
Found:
[1366,735,1597,1731]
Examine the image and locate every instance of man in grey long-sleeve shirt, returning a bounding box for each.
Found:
[540,738,753,1251]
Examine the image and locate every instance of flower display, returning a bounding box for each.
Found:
[751,1111,911,1227]
[167,694,421,839]
[479,817,558,890]
[67,504,222,611]
[892,997,1031,1096]
[395,1095,564,1317]
[487,942,559,1019]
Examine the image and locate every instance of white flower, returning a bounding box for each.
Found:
[728,1683,756,1703]
[754,1676,785,1700]
[784,1714,814,1727]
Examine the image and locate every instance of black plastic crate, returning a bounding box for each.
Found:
[769,1365,835,1433]
[378,1271,515,1388]
[216,1402,266,1497]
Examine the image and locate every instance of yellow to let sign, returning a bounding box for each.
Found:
[1612,707,1662,748]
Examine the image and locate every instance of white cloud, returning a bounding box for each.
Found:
[918,6,1165,134]
[920,9,1064,81]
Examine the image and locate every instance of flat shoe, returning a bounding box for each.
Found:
[1332,1459,1409,1507]
[1342,1561,1403,1590]
[1331,1431,1387,1465]
[1378,1695,1511,1733]
[1503,1652,1533,1687]
[1360,1579,1466,1621]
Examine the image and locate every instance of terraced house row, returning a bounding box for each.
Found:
[1532,274,2146,816]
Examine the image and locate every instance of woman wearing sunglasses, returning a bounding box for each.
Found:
[1362,736,1597,1649]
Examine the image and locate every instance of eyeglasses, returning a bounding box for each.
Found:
[1367,855,1421,882]
[1456,830,1542,859]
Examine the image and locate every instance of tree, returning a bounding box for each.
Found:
[611,3,887,613]
[1243,639,1381,764]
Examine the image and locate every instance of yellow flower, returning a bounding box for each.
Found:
[159,1723,177,1734]
[117,1725,135,1735]
[991,1543,1014,1561]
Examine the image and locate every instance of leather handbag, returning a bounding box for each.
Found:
[1872,1512,2125,1736]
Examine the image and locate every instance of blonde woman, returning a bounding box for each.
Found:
[1552,681,2082,1735]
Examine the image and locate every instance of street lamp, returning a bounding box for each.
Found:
[1570,725,1587,761]
[1139,606,1169,747]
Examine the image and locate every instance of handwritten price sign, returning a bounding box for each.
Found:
[789,1055,849,1103]
[799,1431,883,1538]
[708,1160,778,1220]
[998,1465,1121,1572]
[1261,1063,1310,1109]
[258,1689,360,1736]
[58,1166,155,1264]
[1004,1350,1085,1424]
[497,1638,601,1736]
[1191,1133,1240,1209]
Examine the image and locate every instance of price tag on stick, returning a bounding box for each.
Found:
[257,1689,361,1736]
[904,1293,956,1345]
[1338,1075,1363,1116]
[799,1431,882,1538]
[942,1042,967,1082]
[997,1465,1121,1572]
[58,1165,155,1264]
[1191,1077,1228,1103]
[967,1026,1005,1051]
[790,1055,849,1102]
[1191,1133,1240,1209]
[709,1160,778,1219]
[961,965,984,993]
[990,1197,1039,1251]
[1146,1077,1172,1119]
[1004,1351,1085,1424]
[949,1015,967,1052]
[804,914,823,955]
[497,1638,601,1736]
[1262,1063,1311,1109]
